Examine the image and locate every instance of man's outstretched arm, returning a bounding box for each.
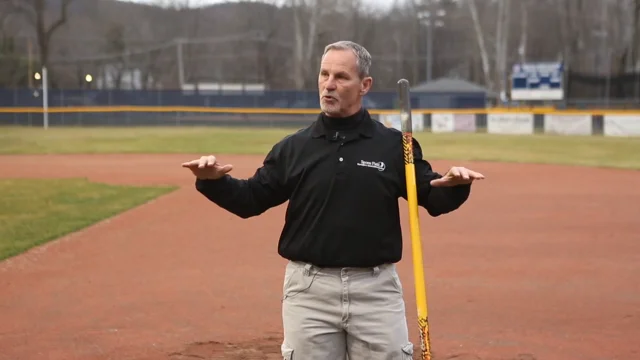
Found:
[405,137,484,217]
[182,143,290,219]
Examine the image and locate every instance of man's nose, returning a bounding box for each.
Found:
[325,76,337,89]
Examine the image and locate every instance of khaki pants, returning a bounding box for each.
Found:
[280,261,414,360]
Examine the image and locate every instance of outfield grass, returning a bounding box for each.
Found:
[1,126,639,170]
[0,178,176,261]
[0,126,636,260]
[0,126,285,155]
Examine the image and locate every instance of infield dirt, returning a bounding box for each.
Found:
[0,154,638,360]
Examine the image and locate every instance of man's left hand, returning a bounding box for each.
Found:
[430,166,485,187]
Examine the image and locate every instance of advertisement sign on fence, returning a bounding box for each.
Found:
[453,114,476,132]
[431,113,454,133]
[544,114,592,135]
[412,113,425,132]
[431,113,476,133]
[487,113,534,134]
[380,114,400,130]
[380,113,424,132]
[603,115,640,137]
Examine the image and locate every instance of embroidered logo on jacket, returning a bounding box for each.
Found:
[357,160,386,171]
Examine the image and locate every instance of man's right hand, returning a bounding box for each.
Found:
[181,155,233,180]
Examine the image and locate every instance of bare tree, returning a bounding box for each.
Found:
[495,0,511,96]
[613,0,640,72]
[289,0,338,89]
[0,16,27,87]
[1,0,636,96]
[466,0,493,90]
[10,0,74,86]
[633,0,640,70]
[290,0,317,89]
[245,1,290,88]
[102,22,127,89]
[517,0,528,63]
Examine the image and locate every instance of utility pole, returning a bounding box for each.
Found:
[427,11,433,82]
[176,38,185,89]
[419,0,445,83]
[601,0,610,103]
[28,38,33,88]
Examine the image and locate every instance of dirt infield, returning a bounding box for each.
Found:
[0,153,639,360]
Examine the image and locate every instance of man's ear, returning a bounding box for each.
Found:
[360,77,373,95]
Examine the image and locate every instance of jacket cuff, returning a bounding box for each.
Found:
[195,175,231,194]
[451,182,471,203]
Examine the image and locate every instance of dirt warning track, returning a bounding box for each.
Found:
[0,153,638,360]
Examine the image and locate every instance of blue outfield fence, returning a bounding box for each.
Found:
[2,87,639,137]
[2,106,640,137]
[0,88,489,110]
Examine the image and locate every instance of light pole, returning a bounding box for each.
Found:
[418,2,445,83]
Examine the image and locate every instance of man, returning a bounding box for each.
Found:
[182,40,484,359]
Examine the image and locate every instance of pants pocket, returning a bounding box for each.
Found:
[401,342,414,359]
[282,263,296,296]
[282,262,304,299]
[281,343,294,360]
[387,266,403,294]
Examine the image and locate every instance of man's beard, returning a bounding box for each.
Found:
[320,97,340,115]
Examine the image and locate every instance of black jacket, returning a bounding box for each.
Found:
[196,108,471,267]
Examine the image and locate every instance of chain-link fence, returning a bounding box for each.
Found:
[0,87,494,110]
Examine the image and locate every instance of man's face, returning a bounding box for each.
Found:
[318,49,372,117]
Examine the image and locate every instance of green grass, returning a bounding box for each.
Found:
[0,178,177,261]
[0,126,637,259]
[0,126,287,155]
[1,126,639,170]
[414,132,640,170]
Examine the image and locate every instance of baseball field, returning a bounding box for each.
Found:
[1,125,639,360]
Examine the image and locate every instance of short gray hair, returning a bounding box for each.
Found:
[323,40,372,79]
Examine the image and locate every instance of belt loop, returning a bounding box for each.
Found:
[304,263,313,276]
[372,266,380,276]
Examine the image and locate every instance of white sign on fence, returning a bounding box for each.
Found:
[544,114,592,135]
[487,113,534,135]
[431,113,476,133]
[380,113,424,132]
[453,114,476,132]
[380,114,401,130]
[603,115,640,137]
[412,113,425,132]
[431,113,455,133]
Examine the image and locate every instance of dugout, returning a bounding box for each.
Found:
[410,78,493,109]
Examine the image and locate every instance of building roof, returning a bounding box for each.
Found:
[411,78,490,94]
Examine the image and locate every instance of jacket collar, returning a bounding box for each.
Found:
[310,108,375,139]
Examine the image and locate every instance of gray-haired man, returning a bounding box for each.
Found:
[182,40,484,359]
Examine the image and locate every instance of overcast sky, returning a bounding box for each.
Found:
[119,0,396,11]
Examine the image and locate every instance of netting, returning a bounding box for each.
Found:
[0,107,386,128]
